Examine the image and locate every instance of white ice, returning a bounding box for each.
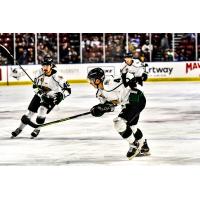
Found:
[0,82,200,166]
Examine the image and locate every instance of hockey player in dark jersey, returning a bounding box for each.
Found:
[87,65,150,160]
[11,55,71,138]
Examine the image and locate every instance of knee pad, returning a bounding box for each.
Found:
[21,111,35,124]
[113,117,132,139]
[36,116,45,124]
[113,117,127,132]
[134,128,143,140]
[21,115,29,125]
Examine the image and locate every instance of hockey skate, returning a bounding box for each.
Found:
[127,139,143,160]
[11,128,22,138]
[30,129,40,138]
[137,139,151,157]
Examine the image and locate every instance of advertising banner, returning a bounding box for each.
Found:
[2,61,200,85]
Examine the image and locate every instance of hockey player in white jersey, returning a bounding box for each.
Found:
[11,55,71,138]
[120,52,149,158]
[121,52,148,85]
[87,65,149,159]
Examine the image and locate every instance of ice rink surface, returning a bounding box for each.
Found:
[0,82,200,166]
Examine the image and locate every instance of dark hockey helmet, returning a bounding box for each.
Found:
[42,55,55,67]
[87,68,105,82]
[124,52,133,58]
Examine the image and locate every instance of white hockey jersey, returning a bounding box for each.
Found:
[34,68,67,97]
[120,58,147,91]
[96,76,131,106]
[120,58,145,77]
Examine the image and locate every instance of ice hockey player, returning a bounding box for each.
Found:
[11,55,71,138]
[87,65,150,160]
[121,52,148,85]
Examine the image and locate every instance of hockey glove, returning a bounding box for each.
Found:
[53,92,64,105]
[66,87,71,95]
[121,72,137,89]
[63,81,71,95]
[40,94,55,110]
[135,73,148,86]
[90,102,115,117]
[33,84,44,96]
[142,72,148,81]
[128,77,137,89]
[41,94,54,104]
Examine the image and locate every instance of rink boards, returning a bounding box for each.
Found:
[1,61,200,85]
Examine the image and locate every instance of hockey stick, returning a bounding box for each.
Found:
[104,82,123,92]
[21,111,91,128]
[0,44,35,83]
